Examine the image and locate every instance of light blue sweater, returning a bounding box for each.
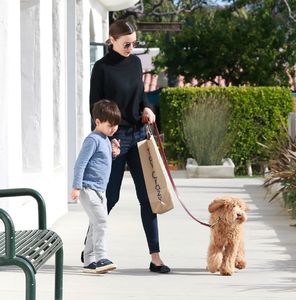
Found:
[72,131,112,192]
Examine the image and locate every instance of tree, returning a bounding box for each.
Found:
[110,0,207,21]
[153,1,296,86]
[110,1,296,87]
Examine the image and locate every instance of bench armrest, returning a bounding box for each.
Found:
[0,188,47,229]
[0,208,16,258]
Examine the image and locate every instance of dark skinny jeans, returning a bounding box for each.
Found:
[106,125,160,254]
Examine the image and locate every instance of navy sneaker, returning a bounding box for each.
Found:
[83,262,97,273]
[96,258,116,273]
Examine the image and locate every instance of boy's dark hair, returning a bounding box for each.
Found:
[92,100,121,126]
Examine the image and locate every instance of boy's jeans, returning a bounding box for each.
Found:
[80,188,108,266]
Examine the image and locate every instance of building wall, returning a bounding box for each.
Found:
[0,0,68,229]
[0,0,106,229]
[0,0,23,228]
[0,0,135,230]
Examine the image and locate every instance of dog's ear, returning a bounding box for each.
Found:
[243,203,250,212]
[208,198,225,213]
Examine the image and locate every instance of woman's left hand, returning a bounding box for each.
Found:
[142,107,156,124]
[111,139,121,158]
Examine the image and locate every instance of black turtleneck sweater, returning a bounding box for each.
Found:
[90,48,151,126]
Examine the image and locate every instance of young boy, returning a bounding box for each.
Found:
[71,99,121,273]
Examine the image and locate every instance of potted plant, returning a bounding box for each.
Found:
[183,94,234,178]
[261,131,296,218]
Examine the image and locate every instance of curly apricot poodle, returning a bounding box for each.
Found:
[207,196,248,276]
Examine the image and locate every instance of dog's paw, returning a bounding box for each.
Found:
[220,267,234,276]
[207,265,218,273]
[220,270,233,276]
[235,260,246,269]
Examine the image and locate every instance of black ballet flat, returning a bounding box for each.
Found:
[149,262,171,273]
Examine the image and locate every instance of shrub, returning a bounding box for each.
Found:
[160,86,293,173]
[183,94,231,165]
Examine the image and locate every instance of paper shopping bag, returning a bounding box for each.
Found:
[137,135,175,214]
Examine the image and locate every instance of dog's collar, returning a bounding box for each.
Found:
[210,216,222,228]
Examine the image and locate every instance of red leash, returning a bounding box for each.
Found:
[151,123,211,228]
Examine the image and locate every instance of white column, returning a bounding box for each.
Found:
[19,0,67,227]
[76,0,91,144]
[40,0,54,171]
[53,0,66,169]
[67,0,94,202]
[20,0,42,171]
[89,0,109,42]
[0,0,22,187]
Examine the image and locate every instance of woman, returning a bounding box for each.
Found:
[89,19,170,273]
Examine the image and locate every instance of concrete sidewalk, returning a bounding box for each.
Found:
[1,173,296,299]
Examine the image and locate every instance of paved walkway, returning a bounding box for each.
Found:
[1,173,296,299]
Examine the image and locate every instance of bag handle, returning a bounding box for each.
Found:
[149,123,211,228]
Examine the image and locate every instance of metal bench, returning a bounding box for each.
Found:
[0,188,63,300]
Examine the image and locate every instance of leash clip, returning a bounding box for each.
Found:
[210,216,222,228]
[146,125,153,140]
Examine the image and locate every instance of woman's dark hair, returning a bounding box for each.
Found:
[92,99,121,126]
[106,19,136,43]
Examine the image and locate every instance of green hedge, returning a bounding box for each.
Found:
[159,87,293,173]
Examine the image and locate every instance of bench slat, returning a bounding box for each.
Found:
[0,229,63,272]
[0,234,5,256]
[15,230,42,253]
[21,232,62,268]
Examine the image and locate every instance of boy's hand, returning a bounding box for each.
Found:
[71,189,80,201]
[112,139,120,158]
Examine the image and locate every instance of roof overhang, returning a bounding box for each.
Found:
[99,0,139,11]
